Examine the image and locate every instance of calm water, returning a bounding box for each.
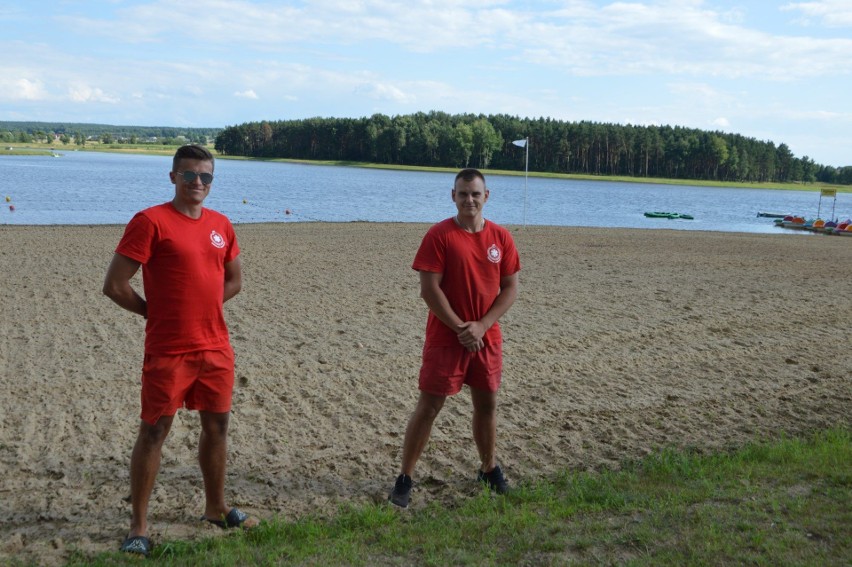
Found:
[1,150,848,234]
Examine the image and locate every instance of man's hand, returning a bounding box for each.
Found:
[457,321,486,352]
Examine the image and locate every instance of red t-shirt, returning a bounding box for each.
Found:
[413,217,520,347]
[116,202,240,355]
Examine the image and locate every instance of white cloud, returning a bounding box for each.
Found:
[354,82,414,103]
[67,84,120,104]
[0,78,48,101]
[518,2,852,81]
[56,0,506,51]
[234,89,259,99]
[43,1,852,82]
[782,1,852,27]
[711,117,731,128]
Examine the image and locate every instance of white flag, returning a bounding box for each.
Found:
[512,139,527,148]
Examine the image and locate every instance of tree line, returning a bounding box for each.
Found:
[0,121,220,146]
[214,112,851,185]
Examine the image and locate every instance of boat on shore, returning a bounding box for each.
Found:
[644,211,694,220]
[775,216,852,235]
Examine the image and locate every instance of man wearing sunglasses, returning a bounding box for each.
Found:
[103,144,254,557]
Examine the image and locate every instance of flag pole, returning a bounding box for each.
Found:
[523,136,529,228]
[512,137,529,227]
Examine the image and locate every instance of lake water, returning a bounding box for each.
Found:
[1,150,848,234]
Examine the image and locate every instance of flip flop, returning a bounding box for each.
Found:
[202,507,254,529]
[120,535,151,557]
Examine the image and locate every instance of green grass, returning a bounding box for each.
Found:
[242,158,851,193]
[0,142,179,157]
[64,427,850,566]
[0,147,62,156]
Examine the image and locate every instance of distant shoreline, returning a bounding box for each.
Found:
[2,143,848,193]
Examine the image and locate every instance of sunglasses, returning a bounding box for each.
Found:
[176,170,214,185]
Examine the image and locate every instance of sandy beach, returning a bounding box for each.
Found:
[1,222,850,565]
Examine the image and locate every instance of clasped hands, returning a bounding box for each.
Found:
[456,320,486,352]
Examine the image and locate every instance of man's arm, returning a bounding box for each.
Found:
[456,272,519,346]
[419,270,482,352]
[223,256,242,303]
[102,253,147,318]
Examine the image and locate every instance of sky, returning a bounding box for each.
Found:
[1,0,851,167]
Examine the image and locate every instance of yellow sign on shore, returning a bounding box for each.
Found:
[821,188,837,197]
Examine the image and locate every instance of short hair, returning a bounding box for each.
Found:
[455,168,485,185]
[173,144,214,171]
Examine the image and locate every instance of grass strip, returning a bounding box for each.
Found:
[62,427,850,566]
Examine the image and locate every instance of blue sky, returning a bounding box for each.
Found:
[2,1,850,167]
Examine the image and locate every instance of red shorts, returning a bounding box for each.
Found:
[139,348,235,425]
[418,342,502,396]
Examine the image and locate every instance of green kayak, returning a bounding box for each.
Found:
[644,212,694,220]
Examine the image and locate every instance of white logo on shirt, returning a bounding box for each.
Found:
[487,244,501,263]
[210,230,226,249]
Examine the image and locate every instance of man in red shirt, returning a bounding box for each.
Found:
[103,145,253,557]
[390,168,521,508]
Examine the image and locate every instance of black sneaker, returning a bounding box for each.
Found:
[389,474,412,508]
[477,465,509,494]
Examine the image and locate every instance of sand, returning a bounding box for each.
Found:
[0,222,850,565]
